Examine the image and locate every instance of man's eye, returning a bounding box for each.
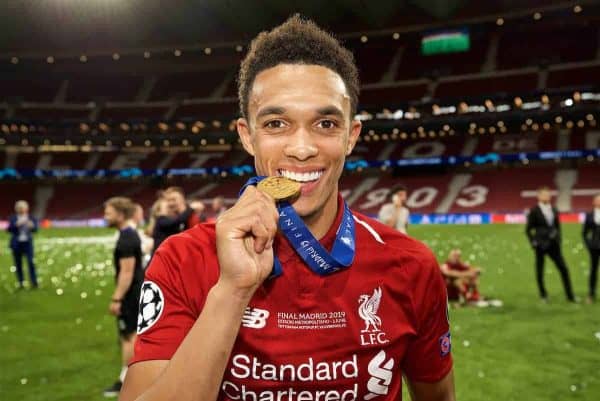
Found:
[265,120,285,129]
[318,120,337,129]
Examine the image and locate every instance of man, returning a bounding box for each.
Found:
[582,194,600,303]
[440,249,481,303]
[526,187,575,302]
[121,16,454,401]
[378,184,410,234]
[7,200,38,289]
[104,197,145,397]
[207,195,228,223]
[151,187,200,254]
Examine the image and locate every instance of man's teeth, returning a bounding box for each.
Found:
[278,169,323,183]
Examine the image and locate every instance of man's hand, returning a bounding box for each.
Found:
[215,185,279,301]
[109,300,121,316]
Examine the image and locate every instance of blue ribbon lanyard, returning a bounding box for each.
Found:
[240,176,356,277]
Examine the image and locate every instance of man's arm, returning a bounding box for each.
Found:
[378,204,398,228]
[119,186,279,401]
[525,209,536,246]
[120,284,250,401]
[7,217,18,234]
[582,214,592,248]
[113,257,136,301]
[440,264,474,279]
[155,208,193,232]
[406,370,456,401]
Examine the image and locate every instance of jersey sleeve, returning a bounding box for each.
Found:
[402,252,453,383]
[130,243,204,364]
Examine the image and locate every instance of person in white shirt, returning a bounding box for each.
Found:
[378,184,410,234]
[582,194,600,303]
[525,187,575,302]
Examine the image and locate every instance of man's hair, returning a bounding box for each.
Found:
[14,200,29,212]
[388,184,408,200]
[105,197,136,219]
[238,14,359,120]
[537,186,551,193]
[164,186,185,197]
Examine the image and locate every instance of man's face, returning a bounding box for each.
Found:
[393,190,407,205]
[593,195,600,209]
[237,64,361,218]
[16,205,28,215]
[538,189,551,204]
[104,205,122,228]
[165,191,185,213]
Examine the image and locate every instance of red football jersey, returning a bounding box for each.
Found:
[132,197,452,400]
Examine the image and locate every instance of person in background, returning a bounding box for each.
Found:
[7,200,39,289]
[189,198,207,222]
[440,249,481,303]
[378,184,410,234]
[151,187,200,254]
[103,197,144,397]
[583,193,600,304]
[207,195,228,223]
[131,203,154,268]
[526,186,575,302]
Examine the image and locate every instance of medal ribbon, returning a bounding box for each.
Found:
[240,176,356,277]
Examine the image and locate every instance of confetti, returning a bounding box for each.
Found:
[20,378,27,385]
[56,288,64,295]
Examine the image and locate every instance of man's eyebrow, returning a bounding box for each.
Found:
[316,106,344,119]
[256,106,286,119]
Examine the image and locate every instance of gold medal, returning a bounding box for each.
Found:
[257,176,301,201]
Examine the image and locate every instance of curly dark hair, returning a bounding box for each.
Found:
[238,14,359,120]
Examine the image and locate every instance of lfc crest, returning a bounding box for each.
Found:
[358,287,389,346]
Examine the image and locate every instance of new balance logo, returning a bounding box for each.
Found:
[242,307,270,329]
[364,350,395,400]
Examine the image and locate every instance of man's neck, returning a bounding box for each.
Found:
[301,193,339,240]
[117,221,130,231]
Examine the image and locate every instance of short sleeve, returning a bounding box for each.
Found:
[130,248,200,364]
[402,255,453,382]
[116,233,139,259]
[378,204,393,223]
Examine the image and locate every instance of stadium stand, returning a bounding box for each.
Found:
[1,3,599,221]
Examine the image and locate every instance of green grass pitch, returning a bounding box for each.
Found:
[1,224,599,401]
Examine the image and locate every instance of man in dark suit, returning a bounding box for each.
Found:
[7,200,38,289]
[526,187,575,302]
[583,194,600,303]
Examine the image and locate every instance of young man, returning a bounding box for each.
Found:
[582,194,600,303]
[7,200,38,289]
[104,197,145,397]
[120,16,454,401]
[378,184,410,234]
[526,187,575,302]
[440,249,481,303]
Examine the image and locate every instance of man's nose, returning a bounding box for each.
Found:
[283,126,318,161]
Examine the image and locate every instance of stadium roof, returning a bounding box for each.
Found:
[0,0,581,55]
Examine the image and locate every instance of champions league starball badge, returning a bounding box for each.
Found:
[137,281,165,334]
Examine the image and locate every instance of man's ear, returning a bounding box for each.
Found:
[346,119,362,155]
[237,118,255,156]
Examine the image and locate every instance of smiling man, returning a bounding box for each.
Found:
[120,16,454,401]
